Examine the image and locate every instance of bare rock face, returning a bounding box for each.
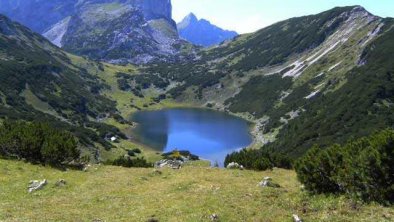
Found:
[0,0,77,33]
[0,0,174,32]
[0,0,193,64]
[131,0,173,23]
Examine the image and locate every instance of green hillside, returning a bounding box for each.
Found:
[0,15,132,160]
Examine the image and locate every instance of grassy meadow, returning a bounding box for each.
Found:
[0,160,393,222]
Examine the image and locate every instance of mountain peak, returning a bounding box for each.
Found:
[351,5,366,11]
[186,13,198,21]
[350,5,376,17]
[177,13,238,47]
[178,12,198,29]
[342,5,376,20]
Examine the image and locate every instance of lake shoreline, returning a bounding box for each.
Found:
[130,108,253,165]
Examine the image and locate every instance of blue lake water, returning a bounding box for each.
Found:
[131,108,253,165]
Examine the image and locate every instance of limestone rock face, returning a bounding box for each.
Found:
[0,0,193,64]
[131,0,173,22]
[0,0,77,33]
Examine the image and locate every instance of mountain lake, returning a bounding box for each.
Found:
[131,108,253,165]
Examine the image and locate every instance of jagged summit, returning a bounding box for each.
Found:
[347,5,375,16]
[177,13,199,30]
[325,5,375,19]
[350,5,368,12]
[177,13,238,47]
[184,13,198,22]
[186,12,198,20]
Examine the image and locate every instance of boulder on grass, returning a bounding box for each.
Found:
[292,214,303,222]
[55,179,67,187]
[226,162,244,170]
[209,213,219,221]
[258,177,280,188]
[154,159,183,169]
[28,179,48,193]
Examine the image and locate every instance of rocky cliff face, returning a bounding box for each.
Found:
[0,0,174,32]
[0,0,192,64]
[0,0,77,33]
[131,0,173,22]
[177,13,238,47]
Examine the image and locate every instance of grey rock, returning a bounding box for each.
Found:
[209,213,219,221]
[292,214,303,222]
[55,179,67,187]
[154,159,183,169]
[259,177,281,188]
[83,164,91,172]
[226,162,244,170]
[152,169,162,175]
[28,179,48,193]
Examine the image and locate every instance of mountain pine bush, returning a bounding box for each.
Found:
[0,120,80,166]
[295,129,394,204]
[224,148,292,170]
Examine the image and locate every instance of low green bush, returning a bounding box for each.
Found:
[132,148,142,154]
[224,148,292,170]
[110,156,153,168]
[162,150,199,161]
[295,129,394,204]
[0,120,80,167]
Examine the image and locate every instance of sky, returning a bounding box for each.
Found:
[172,0,394,34]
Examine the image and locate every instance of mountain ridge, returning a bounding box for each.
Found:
[0,0,194,64]
[0,5,393,162]
[177,12,238,47]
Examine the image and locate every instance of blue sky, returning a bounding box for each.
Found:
[172,0,394,34]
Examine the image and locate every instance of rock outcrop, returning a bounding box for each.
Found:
[1,0,194,64]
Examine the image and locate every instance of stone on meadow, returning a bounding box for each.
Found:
[28,179,48,193]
